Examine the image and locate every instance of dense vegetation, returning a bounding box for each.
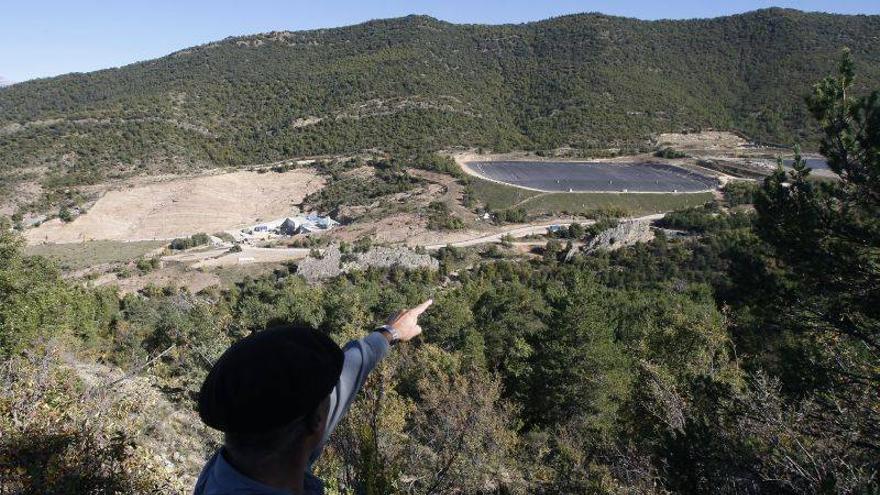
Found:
[2,9,879,198]
[1,41,878,495]
[303,158,422,215]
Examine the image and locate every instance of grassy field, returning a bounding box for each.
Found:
[469,177,714,216]
[25,240,167,270]
[518,192,714,216]
[468,178,541,210]
[209,262,291,288]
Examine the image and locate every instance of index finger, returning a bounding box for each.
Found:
[411,299,434,315]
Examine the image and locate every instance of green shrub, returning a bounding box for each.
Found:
[169,233,211,250]
[722,181,760,207]
[426,202,465,231]
[135,257,160,273]
[493,207,527,224]
[354,236,373,253]
[58,206,73,223]
[213,232,236,243]
[0,349,179,493]
[654,147,688,159]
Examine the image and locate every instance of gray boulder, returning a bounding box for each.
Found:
[585,220,654,253]
[296,245,439,282]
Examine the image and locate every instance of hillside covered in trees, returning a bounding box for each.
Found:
[1,8,879,188]
[1,53,879,493]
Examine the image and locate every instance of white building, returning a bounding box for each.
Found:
[276,214,338,236]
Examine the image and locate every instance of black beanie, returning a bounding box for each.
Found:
[198,326,344,434]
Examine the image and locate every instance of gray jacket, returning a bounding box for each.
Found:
[193,331,390,494]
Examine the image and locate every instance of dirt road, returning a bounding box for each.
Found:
[165,214,665,268]
[426,213,664,249]
[424,222,580,249]
[164,245,312,269]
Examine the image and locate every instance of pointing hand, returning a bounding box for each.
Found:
[385,299,433,342]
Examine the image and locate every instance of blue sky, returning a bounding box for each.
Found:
[2,1,878,82]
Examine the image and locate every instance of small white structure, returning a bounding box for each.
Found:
[246,214,338,239]
[307,213,338,230]
[277,214,338,236]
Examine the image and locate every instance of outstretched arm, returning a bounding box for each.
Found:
[310,299,433,462]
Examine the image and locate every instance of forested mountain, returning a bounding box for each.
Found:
[1,8,879,180]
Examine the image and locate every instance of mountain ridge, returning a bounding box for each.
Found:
[1,8,878,190]
[5,8,878,89]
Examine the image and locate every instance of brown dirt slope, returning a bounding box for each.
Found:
[25,170,323,244]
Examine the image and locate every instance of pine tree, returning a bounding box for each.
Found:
[754,48,880,465]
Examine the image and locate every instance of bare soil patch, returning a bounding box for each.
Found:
[327,212,432,245]
[655,131,835,179]
[190,246,311,269]
[656,131,748,151]
[25,170,324,244]
[406,168,477,222]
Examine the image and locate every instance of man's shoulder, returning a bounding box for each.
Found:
[194,449,325,495]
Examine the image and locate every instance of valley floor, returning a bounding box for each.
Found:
[18,131,819,296]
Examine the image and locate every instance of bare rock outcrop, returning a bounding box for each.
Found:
[296,245,439,282]
[585,220,654,253]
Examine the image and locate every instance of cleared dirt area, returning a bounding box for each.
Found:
[784,158,830,170]
[656,131,834,177]
[656,131,749,150]
[25,170,323,245]
[191,246,311,269]
[406,168,477,222]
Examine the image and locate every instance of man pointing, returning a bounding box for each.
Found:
[193,299,433,495]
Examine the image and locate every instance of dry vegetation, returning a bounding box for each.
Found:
[24,240,166,271]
